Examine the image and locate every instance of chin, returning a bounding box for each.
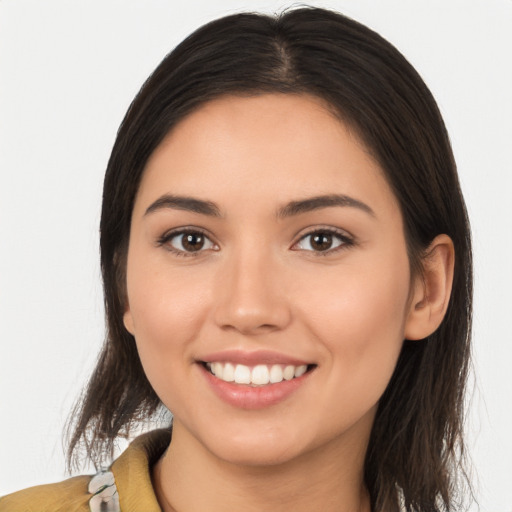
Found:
[189,419,308,467]
[212,440,304,468]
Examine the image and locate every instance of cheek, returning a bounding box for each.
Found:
[126,241,208,330]
[124,251,212,387]
[297,256,411,391]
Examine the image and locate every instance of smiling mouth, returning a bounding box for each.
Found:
[203,362,315,386]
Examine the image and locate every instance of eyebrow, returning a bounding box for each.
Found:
[277,194,375,218]
[144,193,375,218]
[145,195,222,217]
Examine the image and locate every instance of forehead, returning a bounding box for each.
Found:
[136,94,400,219]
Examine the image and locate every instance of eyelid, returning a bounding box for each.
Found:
[291,226,355,254]
[156,225,354,256]
[156,226,219,256]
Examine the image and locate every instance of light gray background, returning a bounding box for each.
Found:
[1,0,511,510]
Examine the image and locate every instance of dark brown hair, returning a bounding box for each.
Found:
[67,7,472,511]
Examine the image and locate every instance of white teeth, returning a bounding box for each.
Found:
[234,364,251,384]
[223,362,235,382]
[206,362,310,385]
[283,365,295,381]
[269,364,283,383]
[294,365,307,377]
[212,362,223,379]
[251,365,270,385]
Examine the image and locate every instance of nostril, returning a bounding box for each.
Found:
[218,320,282,335]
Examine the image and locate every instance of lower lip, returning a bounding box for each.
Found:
[199,364,311,410]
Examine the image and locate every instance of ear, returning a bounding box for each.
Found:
[404,234,455,340]
[123,307,135,336]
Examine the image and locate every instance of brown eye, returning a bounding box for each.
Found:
[166,231,216,254]
[182,233,205,251]
[294,230,349,253]
[310,233,334,251]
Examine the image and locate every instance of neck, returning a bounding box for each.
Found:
[153,422,372,512]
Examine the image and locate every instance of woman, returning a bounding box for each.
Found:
[0,6,472,512]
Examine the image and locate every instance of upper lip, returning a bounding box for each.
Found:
[198,349,312,367]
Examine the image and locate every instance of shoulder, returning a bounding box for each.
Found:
[0,428,171,512]
[0,475,91,512]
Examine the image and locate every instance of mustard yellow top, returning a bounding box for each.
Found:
[0,429,172,512]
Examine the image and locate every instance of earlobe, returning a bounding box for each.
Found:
[123,308,135,335]
[404,234,455,340]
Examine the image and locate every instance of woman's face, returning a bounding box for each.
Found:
[124,94,419,466]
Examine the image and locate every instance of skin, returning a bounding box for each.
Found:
[123,94,454,512]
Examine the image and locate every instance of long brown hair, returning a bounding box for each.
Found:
[67,7,473,511]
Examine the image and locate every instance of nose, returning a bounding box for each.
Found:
[213,247,292,335]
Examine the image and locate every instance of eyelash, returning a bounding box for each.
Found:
[292,227,354,256]
[156,227,354,257]
[156,228,217,257]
